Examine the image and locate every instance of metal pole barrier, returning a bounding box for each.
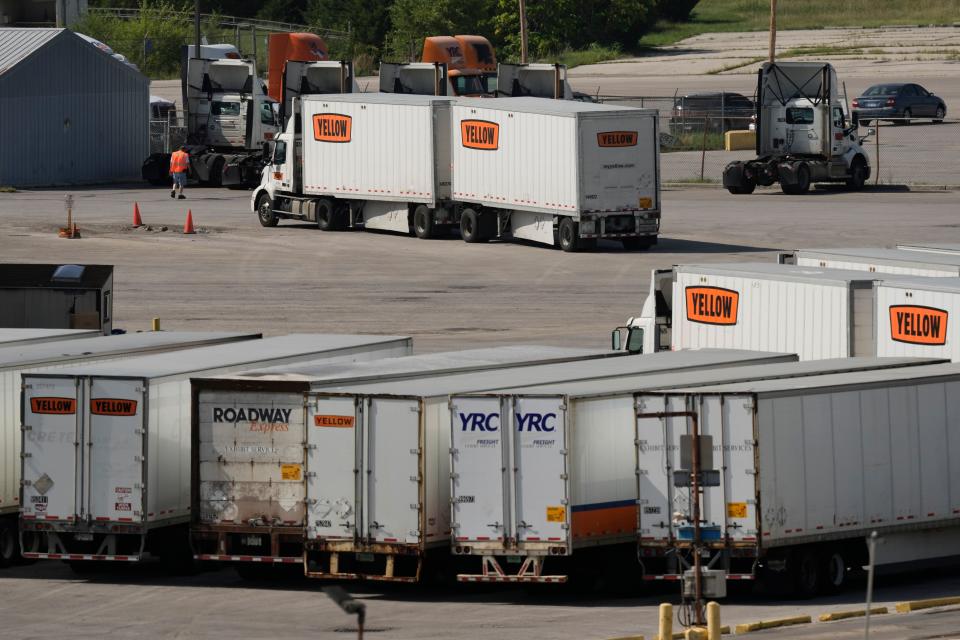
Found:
[659,602,673,640]
[706,602,721,640]
[874,123,880,185]
[700,117,709,182]
[864,531,879,640]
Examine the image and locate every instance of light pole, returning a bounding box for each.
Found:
[768,0,777,63]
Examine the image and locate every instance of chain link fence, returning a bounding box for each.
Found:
[149,113,188,156]
[598,94,960,187]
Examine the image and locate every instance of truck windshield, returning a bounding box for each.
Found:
[211,101,241,116]
[452,75,487,96]
[785,107,814,124]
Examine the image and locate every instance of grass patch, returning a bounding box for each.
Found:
[664,131,727,152]
[0,186,16,193]
[548,44,626,68]
[639,0,960,48]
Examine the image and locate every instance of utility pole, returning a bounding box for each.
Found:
[768,0,777,63]
[194,0,201,60]
[518,0,529,63]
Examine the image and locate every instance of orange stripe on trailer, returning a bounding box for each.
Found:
[571,502,637,540]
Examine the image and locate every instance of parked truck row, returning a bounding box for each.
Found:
[254,94,660,251]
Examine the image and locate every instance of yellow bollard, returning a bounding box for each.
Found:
[151,317,161,331]
[658,603,673,640]
[706,602,721,640]
[686,628,707,640]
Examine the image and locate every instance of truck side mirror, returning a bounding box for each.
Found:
[851,112,859,128]
[611,328,622,351]
[262,141,274,158]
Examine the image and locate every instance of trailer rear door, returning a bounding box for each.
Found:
[86,378,146,523]
[364,397,422,545]
[635,394,683,543]
[21,377,81,522]
[450,396,510,544]
[512,396,569,546]
[307,396,360,540]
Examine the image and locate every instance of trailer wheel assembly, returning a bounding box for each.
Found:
[792,549,821,598]
[558,217,578,252]
[256,194,278,227]
[316,198,339,231]
[413,205,434,239]
[0,521,15,567]
[823,550,848,592]
[460,208,487,243]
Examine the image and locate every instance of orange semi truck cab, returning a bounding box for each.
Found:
[421,35,496,96]
[268,33,329,102]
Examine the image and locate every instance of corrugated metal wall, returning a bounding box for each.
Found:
[0,31,148,186]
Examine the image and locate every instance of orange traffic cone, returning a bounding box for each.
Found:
[132,202,143,227]
[183,210,196,234]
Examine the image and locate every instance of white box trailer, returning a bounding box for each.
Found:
[0,330,259,567]
[449,356,940,584]
[875,277,960,361]
[189,345,613,567]
[0,329,100,347]
[635,363,960,596]
[256,93,453,235]
[305,349,794,583]
[19,334,411,565]
[451,97,660,251]
[784,247,960,277]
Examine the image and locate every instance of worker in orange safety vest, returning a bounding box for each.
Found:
[169,146,190,200]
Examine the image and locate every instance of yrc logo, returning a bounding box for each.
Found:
[458,412,557,432]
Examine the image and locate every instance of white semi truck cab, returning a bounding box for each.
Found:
[723,62,872,195]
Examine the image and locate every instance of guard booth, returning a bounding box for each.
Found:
[0,264,114,335]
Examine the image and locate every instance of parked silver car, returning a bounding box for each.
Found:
[852,83,946,125]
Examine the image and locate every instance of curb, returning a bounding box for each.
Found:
[818,607,888,622]
[895,596,960,613]
[734,615,812,634]
[663,182,960,192]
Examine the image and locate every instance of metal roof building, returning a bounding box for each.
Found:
[0,28,148,186]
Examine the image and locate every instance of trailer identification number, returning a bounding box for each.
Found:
[685,286,739,326]
[727,502,747,518]
[889,305,948,345]
[546,506,565,522]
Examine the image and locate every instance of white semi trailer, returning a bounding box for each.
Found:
[0,331,260,567]
[189,345,614,570]
[722,62,871,195]
[635,363,960,596]
[0,329,100,347]
[448,356,940,584]
[612,263,960,361]
[782,247,960,277]
[253,95,660,252]
[304,350,794,583]
[19,334,410,567]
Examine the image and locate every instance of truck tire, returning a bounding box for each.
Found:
[0,520,16,567]
[846,156,867,191]
[460,208,487,243]
[316,198,338,231]
[727,183,755,195]
[208,156,225,188]
[823,550,848,593]
[781,163,810,195]
[792,549,821,598]
[413,205,434,239]
[558,217,579,252]
[256,194,278,227]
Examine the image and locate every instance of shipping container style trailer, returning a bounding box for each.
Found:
[614,263,960,361]
[0,331,261,567]
[19,334,411,567]
[253,95,661,252]
[449,356,941,584]
[449,98,660,251]
[635,363,960,597]
[189,345,615,570]
[0,329,100,348]
[782,247,960,277]
[304,350,796,583]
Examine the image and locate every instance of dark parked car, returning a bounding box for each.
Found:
[852,83,946,125]
[670,92,755,133]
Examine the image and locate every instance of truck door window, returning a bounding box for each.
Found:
[261,102,277,125]
[453,75,486,96]
[832,107,845,129]
[785,107,814,124]
[273,140,287,165]
[211,101,241,116]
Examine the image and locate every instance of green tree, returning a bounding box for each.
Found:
[384,0,497,61]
